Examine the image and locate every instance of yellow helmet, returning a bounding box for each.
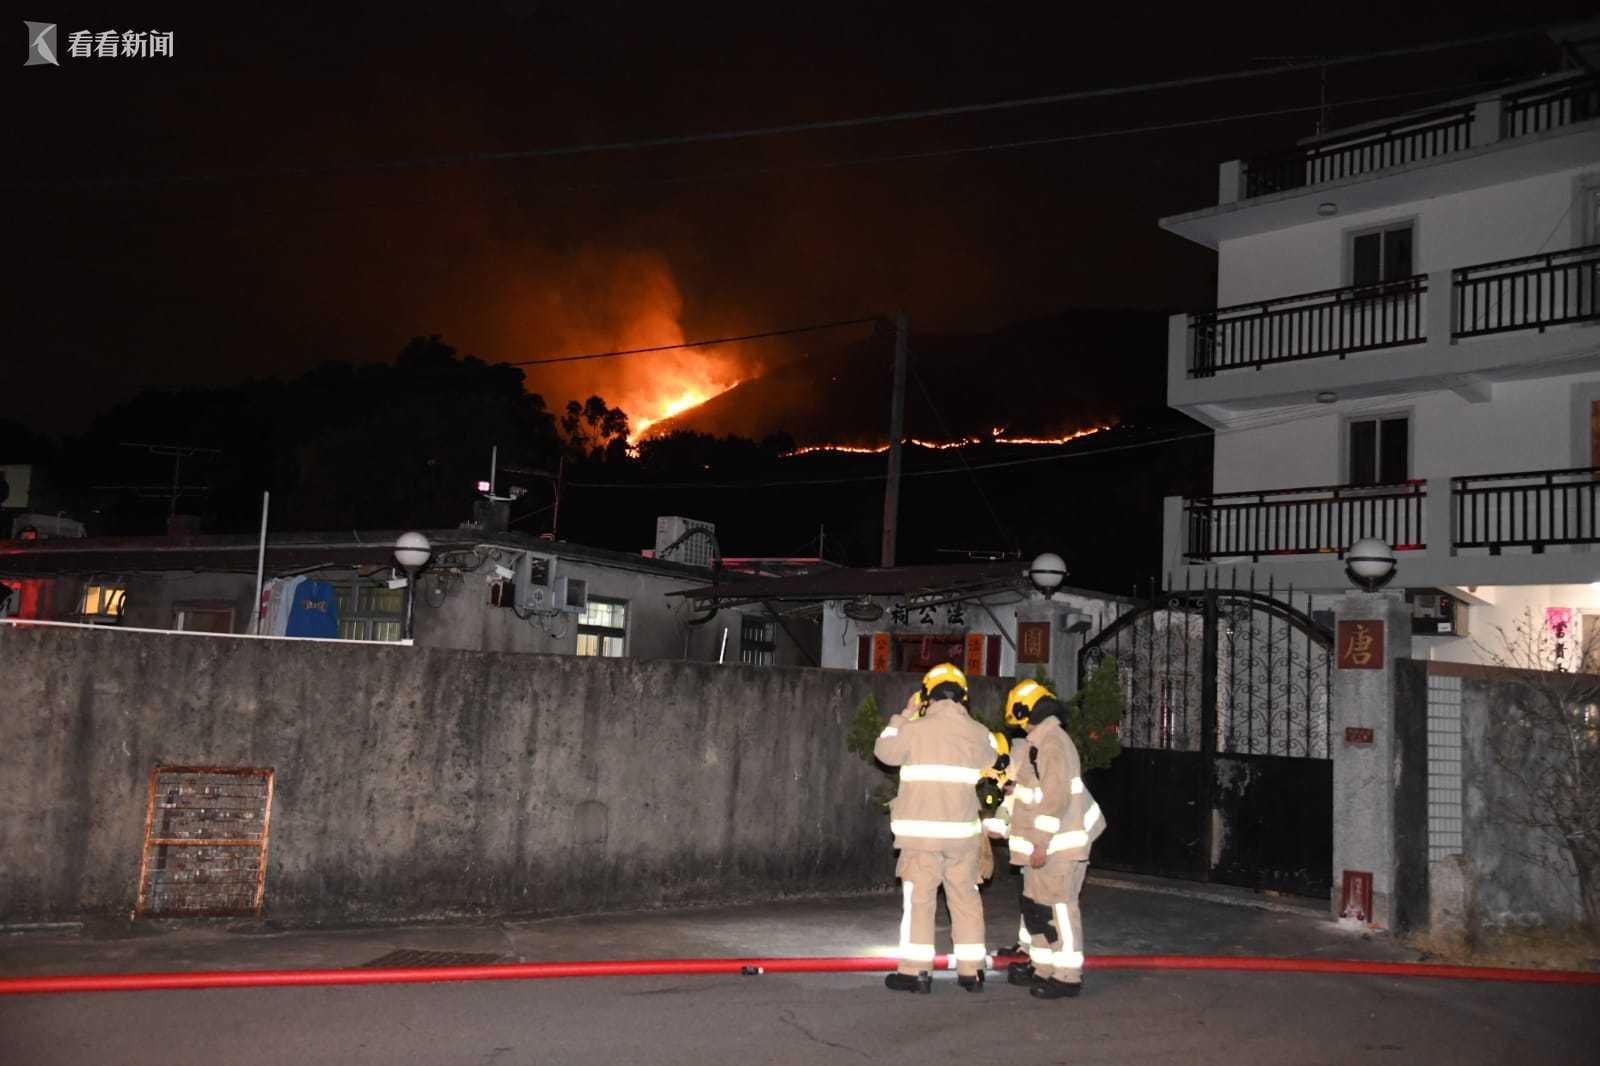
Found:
[1005,678,1053,730]
[920,662,969,705]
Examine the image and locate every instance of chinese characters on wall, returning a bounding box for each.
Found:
[1336,620,1384,670]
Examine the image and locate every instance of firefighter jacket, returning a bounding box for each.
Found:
[1007,717,1105,864]
[874,698,999,851]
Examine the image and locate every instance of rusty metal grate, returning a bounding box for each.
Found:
[135,766,274,918]
[362,949,510,968]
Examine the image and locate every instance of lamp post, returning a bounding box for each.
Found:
[1028,552,1067,598]
[1345,537,1397,592]
[394,531,432,641]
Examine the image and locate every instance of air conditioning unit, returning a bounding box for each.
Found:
[555,576,588,615]
[514,552,555,612]
[1406,589,1469,637]
[654,516,716,568]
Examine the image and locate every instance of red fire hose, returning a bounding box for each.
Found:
[2,953,1597,996]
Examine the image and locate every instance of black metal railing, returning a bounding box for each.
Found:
[1502,74,1600,140]
[1453,467,1600,554]
[1189,276,1427,376]
[1185,481,1426,562]
[1453,243,1600,339]
[1241,105,1474,199]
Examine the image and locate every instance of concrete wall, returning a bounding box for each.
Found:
[818,589,1130,697]
[1400,660,1586,928]
[416,556,817,667]
[0,625,1001,923]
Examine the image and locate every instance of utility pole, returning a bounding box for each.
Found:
[880,312,909,568]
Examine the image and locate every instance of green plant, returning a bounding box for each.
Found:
[1024,664,1122,773]
[847,691,899,808]
[1064,657,1124,773]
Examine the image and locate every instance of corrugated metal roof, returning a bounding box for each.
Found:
[670,561,1032,605]
[0,529,714,581]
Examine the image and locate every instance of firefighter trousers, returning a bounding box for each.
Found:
[895,844,986,977]
[1020,857,1088,983]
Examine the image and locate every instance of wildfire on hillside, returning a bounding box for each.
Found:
[785,424,1113,456]
[498,250,748,443]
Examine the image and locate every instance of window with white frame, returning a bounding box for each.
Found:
[1348,415,1410,486]
[1350,222,1414,289]
[334,584,405,642]
[577,598,627,657]
[740,615,776,665]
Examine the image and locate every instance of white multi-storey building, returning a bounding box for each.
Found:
[1158,50,1600,665]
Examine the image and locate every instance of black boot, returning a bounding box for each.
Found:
[1029,977,1083,1000]
[957,972,984,993]
[1006,961,1042,988]
[884,971,933,994]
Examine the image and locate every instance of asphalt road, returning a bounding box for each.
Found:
[3,968,1595,1065]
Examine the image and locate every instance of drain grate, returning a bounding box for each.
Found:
[363,949,511,968]
[135,766,274,919]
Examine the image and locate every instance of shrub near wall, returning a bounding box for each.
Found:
[0,625,1004,923]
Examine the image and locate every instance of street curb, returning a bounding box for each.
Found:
[1087,874,1326,917]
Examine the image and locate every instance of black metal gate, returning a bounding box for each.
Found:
[1078,574,1333,898]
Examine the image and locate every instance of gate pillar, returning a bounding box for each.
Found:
[1014,597,1095,694]
[1330,592,1413,928]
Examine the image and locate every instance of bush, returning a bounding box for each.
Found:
[1025,661,1123,773]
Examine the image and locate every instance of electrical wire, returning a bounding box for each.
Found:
[557,76,1527,193]
[907,361,1016,553]
[11,24,1557,191]
[504,317,880,367]
[566,428,1214,491]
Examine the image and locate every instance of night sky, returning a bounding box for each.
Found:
[6,3,1588,435]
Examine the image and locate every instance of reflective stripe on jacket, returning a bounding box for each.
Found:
[1007,717,1105,863]
[873,698,996,851]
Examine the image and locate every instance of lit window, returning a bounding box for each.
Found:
[577,598,627,657]
[81,584,126,618]
[740,616,776,665]
[334,584,405,642]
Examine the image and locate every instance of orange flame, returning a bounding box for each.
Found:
[633,381,741,440]
[786,425,1112,456]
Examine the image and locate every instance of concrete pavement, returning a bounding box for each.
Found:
[1,871,1409,979]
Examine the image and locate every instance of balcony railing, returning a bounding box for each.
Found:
[1453,243,1600,339]
[1241,105,1474,199]
[1502,74,1600,140]
[1454,467,1600,554]
[1184,481,1426,562]
[1190,276,1426,377]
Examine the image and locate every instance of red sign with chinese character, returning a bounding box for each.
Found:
[1336,620,1384,670]
[1344,726,1374,745]
[1017,621,1050,664]
[1340,870,1374,923]
[870,633,891,673]
[963,632,987,677]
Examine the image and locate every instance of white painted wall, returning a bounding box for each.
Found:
[1416,583,1600,666]
[1210,368,1600,495]
[1216,166,1598,308]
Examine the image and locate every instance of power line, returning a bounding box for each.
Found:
[568,428,1215,490]
[559,75,1525,193]
[10,72,1528,238]
[15,24,1555,191]
[504,316,881,367]
[907,360,1016,553]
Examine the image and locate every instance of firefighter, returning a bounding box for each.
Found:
[874,662,1000,993]
[1001,678,1106,999]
